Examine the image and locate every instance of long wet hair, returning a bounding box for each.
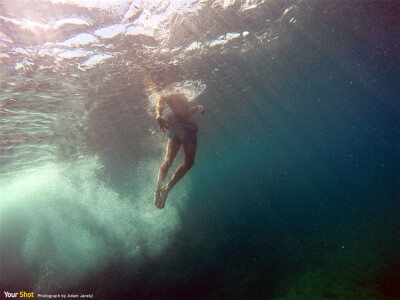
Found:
[161,93,190,112]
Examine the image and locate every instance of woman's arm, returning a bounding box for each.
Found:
[156,96,169,132]
[190,105,205,115]
[156,96,165,119]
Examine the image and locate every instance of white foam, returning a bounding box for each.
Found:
[126,26,153,37]
[185,41,202,52]
[95,24,127,39]
[78,54,112,70]
[0,157,182,291]
[122,2,142,23]
[57,49,92,59]
[60,33,99,47]
[210,38,228,47]
[53,18,90,29]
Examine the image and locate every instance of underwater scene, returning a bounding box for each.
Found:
[0,0,399,299]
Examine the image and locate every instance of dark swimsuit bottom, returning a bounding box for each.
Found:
[166,114,198,144]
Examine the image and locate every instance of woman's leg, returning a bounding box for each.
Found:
[160,141,197,206]
[154,138,181,208]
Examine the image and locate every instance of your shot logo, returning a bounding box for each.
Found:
[3,291,34,298]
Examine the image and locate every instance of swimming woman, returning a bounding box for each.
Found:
[154,93,205,209]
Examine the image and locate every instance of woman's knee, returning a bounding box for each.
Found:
[185,159,194,169]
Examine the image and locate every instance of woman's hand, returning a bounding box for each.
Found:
[157,117,169,132]
[190,105,205,115]
[198,105,205,115]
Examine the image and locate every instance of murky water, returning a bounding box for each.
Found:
[1,1,399,299]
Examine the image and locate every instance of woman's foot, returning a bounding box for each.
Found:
[159,186,169,209]
[154,188,162,209]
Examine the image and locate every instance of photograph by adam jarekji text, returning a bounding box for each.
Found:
[37,294,93,299]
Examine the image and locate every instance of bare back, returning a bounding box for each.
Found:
[164,94,191,117]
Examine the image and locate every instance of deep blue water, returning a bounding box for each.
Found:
[1,1,399,299]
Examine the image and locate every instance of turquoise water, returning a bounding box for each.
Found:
[1,1,399,299]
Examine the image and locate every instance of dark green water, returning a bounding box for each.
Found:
[1,0,399,299]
